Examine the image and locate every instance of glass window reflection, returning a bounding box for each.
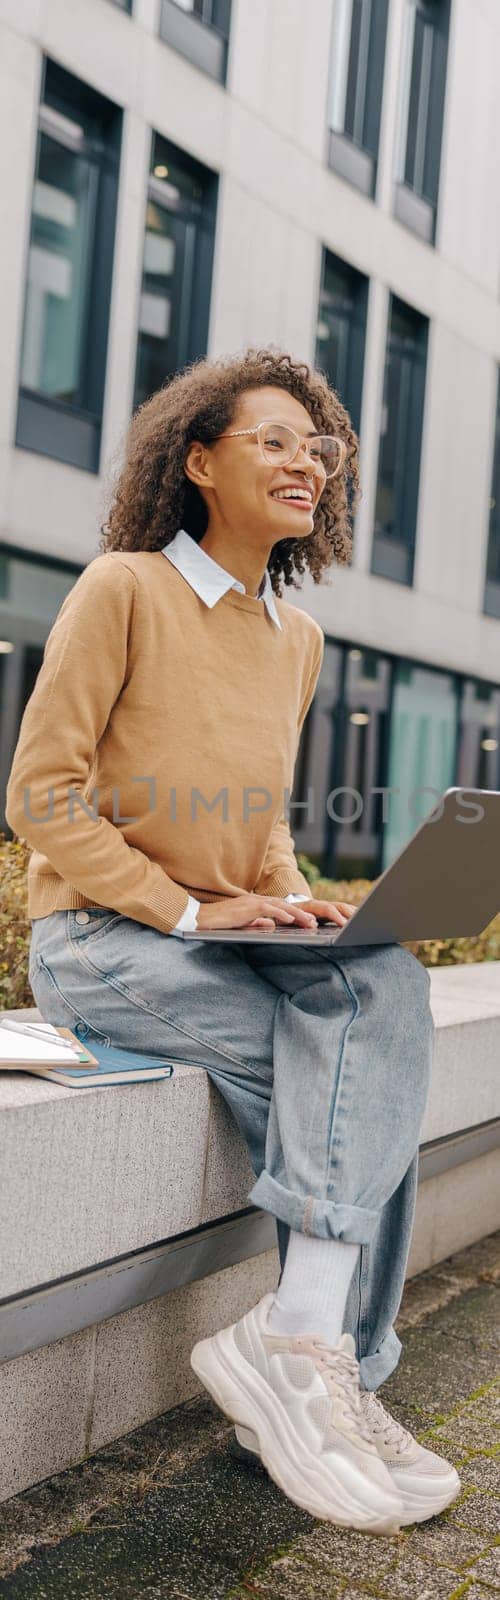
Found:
[20,134,95,405]
[134,135,217,411]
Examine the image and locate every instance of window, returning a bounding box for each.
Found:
[0,548,81,835]
[381,661,458,869]
[484,369,500,619]
[323,648,392,880]
[291,642,344,864]
[456,679,500,793]
[371,295,428,586]
[394,0,451,243]
[134,135,217,411]
[315,249,369,439]
[327,0,390,197]
[16,60,122,473]
[159,0,231,84]
[288,637,500,883]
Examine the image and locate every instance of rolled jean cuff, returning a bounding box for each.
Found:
[248,1170,382,1244]
[359,1328,402,1393]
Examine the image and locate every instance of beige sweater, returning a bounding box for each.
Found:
[5,550,325,934]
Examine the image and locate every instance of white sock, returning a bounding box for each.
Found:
[266,1231,360,1347]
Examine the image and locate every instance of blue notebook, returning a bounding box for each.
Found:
[41,1040,175,1089]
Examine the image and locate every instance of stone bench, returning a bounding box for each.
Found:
[0,960,499,1502]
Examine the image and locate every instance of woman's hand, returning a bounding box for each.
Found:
[265,896,358,929]
[196,895,357,931]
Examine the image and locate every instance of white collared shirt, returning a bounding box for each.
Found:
[162,526,282,630]
[160,529,310,934]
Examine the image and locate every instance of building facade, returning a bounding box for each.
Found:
[1,0,499,878]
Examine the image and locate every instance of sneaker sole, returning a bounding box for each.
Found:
[190,1327,402,1534]
[395,1472,462,1525]
[234,1423,461,1526]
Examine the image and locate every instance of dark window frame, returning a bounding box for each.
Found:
[484,368,500,619]
[327,0,390,199]
[16,58,122,474]
[371,292,429,587]
[159,0,231,84]
[133,131,218,412]
[315,246,369,441]
[0,544,84,836]
[394,0,451,245]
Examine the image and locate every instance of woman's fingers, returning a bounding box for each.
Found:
[306,899,355,923]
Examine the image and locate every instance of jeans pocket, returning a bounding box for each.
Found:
[31,951,111,1045]
[67,909,124,946]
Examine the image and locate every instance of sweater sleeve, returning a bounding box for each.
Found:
[253,623,324,898]
[5,555,191,935]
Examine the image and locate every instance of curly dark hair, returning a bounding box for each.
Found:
[99,345,361,596]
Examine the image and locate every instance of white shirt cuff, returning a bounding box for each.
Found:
[171,891,310,935]
[170,894,201,935]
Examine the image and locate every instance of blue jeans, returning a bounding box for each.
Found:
[28,910,434,1390]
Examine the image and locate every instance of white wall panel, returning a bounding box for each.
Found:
[0,0,498,681]
[437,0,500,294]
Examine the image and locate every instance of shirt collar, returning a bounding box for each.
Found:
[161,528,282,630]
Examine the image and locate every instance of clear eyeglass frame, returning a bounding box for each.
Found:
[216,421,348,480]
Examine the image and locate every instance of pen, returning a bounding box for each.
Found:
[0,1019,82,1055]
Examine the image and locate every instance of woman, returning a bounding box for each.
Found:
[6,346,459,1534]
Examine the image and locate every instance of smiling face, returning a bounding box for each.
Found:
[184,385,328,546]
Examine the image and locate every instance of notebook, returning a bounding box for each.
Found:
[0,1021,98,1068]
[37,1040,175,1088]
[0,1021,175,1088]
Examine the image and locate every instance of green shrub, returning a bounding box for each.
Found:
[1,836,499,1012]
[0,836,31,1009]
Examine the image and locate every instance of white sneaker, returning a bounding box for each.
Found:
[233,1381,461,1526]
[191,1292,403,1533]
[358,1390,461,1524]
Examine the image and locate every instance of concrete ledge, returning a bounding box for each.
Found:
[1,962,499,1299]
[0,962,499,1502]
[0,1251,280,1503]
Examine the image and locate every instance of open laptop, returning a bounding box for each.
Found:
[178,787,500,946]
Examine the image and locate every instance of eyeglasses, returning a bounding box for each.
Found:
[216,421,347,480]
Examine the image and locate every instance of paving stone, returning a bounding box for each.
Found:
[449,1489,500,1535]
[422,1415,500,1454]
[281,1525,400,1583]
[229,1560,390,1600]
[467,1547,500,1587]
[458,1457,500,1491]
[328,1593,389,1600]
[414,1435,473,1469]
[395,1232,499,1333]
[362,1551,470,1598]
[425,1234,500,1291]
[232,1585,386,1600]
[382,1288,499,1418]
[427,1284,499,1351]
[0,1448,312,1600]
[404,1517,489,1567]
[227,1554,343,1599]
[396,1274,470,1331]
[464,1390,500,1425]
[461,1590,500,1599]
